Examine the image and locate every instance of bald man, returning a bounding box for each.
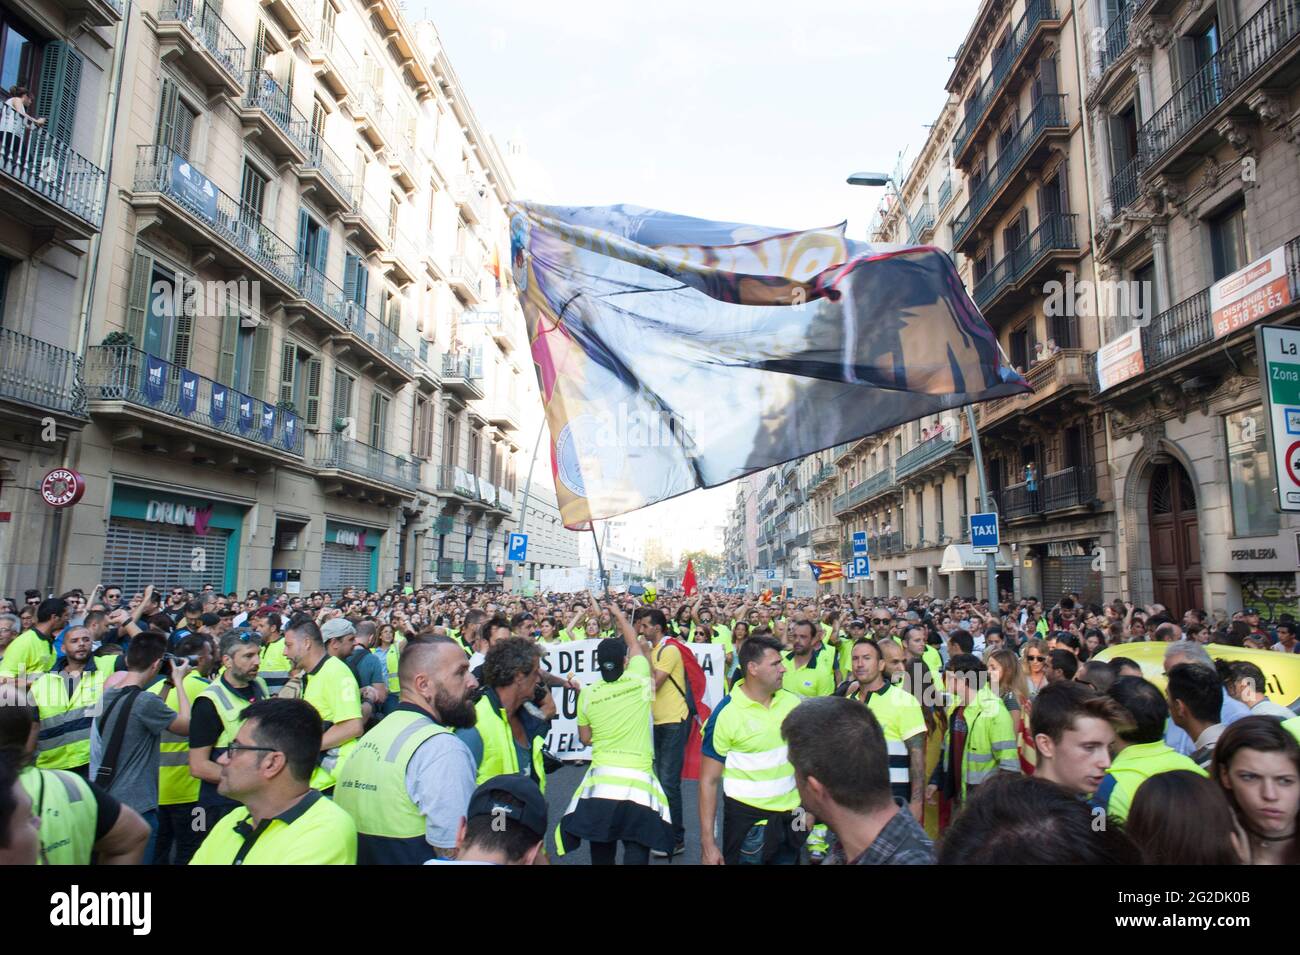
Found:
[334,637,480,863]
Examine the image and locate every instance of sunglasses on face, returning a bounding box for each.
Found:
[1026,654,1047,662]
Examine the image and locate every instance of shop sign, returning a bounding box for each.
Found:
[145,499,213,535]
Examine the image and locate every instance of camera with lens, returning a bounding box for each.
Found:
[159,653,198,678]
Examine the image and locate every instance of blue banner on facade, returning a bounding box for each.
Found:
[238,396,253,433]
[144,354,166,405]
[179,369,198,416]
[261,405,275,441]
[211,383,228,425]
[283,413,297,451]
[169,153,219,224]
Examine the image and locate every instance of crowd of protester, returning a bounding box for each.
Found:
[0,581,1297,865]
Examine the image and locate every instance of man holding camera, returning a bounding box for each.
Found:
[90,631,193,863]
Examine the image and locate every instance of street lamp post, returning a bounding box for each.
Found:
[847,172,1001,607]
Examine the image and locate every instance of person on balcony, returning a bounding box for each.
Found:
[2,86,46,159]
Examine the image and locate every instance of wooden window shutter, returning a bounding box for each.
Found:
[249,322,271,399]
[172,286,194,369]
[217,306,239,386]
[155,76,178,150]
[305,357,322,427]
[125,251,153,348]
[279,341,297,405]
[35,42,83,145]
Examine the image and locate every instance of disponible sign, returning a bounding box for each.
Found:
[1211,247,1290,339]
[1095,328,1145,391]
[541,638,725,760]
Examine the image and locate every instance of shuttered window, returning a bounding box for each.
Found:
[369,391,389,450]
[35,41,82,145]
[103,519,230,595]
[321,542,370,593]
[332,370,354,431]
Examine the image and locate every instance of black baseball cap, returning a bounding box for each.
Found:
[467,775,547,838]
[595,637,627,682]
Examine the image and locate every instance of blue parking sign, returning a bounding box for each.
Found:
[970,512,999,553]
[507,533,528,562]
[854,555,870,577]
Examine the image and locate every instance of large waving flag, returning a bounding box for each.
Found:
[510,202,1029,528]
[809,560,845,584]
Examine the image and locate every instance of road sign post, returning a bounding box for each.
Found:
[1257,324,1300,512]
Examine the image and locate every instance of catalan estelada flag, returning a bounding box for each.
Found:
[809,560,844,583]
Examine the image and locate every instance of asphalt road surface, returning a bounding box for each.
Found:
[544,762,706,865]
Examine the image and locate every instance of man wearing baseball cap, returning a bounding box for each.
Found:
[426,775,548,865]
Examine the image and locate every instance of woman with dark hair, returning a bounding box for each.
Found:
[1212,716,1300,865]
[1126,770,1243,864]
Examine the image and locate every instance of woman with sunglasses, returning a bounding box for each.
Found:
[1212,716,1300,865]
[1020,638,1050,699]
[987,648,1035,774]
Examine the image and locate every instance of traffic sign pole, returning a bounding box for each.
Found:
[965,405,1000,605]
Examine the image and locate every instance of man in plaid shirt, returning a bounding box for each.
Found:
[782,697,934,865]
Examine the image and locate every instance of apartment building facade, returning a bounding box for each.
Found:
[1085,0,1300,618]
[0,0,120,595]
[0,0,531,598]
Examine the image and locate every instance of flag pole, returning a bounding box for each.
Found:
[511,417,548,590]
[589,521,609,596]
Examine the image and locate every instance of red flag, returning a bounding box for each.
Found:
[683,559,697,596]
[665,637,712,780]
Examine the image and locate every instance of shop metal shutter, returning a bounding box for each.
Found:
[320,542,371,593]
[1040,555,1102,607]
[102,518,229,595]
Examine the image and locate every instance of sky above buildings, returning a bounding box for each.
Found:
[415,0,981,554]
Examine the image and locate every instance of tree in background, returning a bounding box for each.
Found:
[644,538,674,579]
[679,550,722,582]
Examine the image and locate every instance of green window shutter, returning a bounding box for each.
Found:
[35,41,83,145]
[125,251,152,348]
[174,104,195,160]
[279,341,297,404]
[332,371,353,428]
[171,292,194,368]
[253,21,267,75]
[305,357,322,427]
[343,252,358,301]
[155,76,177,150]
[249,322,271,400]
[296,208,309,260]
[217,309,239,386]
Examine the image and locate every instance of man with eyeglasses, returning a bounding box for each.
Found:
[189,630,272,834]
[189,698,357,865]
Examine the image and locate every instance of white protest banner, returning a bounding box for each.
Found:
[541,638,726,761]
[538,567,591,594]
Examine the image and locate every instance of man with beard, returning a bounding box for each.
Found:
[334,636,480,863]
[30,626,108,777]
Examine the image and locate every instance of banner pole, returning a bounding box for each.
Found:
[511,417,548,589]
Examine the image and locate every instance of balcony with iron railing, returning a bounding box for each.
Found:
[131,144,299,293]
[388,121,420,190]
[55,0,123,26]
[463,561,480,581]
[313,432,419,496]
[156,0,246,96]
[972,212,1080,313]
[448,253,486,304]
[241,70,312,162]
[832,467,897,515]
[0,104,106,236]
[0,327,87,420]
[342,186,389,252]
[811,524,839,548]
[953,0,1060,165]
[937,174,954,211]
[298,134,353,212]
[1001,464,1096,520]
[85,345,303,460]
[434,463,478,498]
[878,531,906,555]
[895,432,957,480]
[262,0,312,38]
[340,300,415,380]
[1098,0,1135,76]
[811,464,836,490]
[910,203,936,238]
[307,15,358,100]
[1109,152,1141,213]
[1139,0,1300,175]
[974,346,1092,432]
[1095,232,1300,398]
[441,349,485,400]
[952,94,1069,251]
[453,175,489,224]
[354,83,395,153]
[380,228,421,287]
[290,264,351,335]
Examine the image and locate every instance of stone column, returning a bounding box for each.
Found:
[1149,221,1170,314]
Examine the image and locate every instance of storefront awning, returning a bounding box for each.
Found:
[939,543,1014,574]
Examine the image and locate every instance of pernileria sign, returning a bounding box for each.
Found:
[540,638,726,761]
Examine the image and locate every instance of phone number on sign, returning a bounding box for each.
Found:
[1119,892,1250,905]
